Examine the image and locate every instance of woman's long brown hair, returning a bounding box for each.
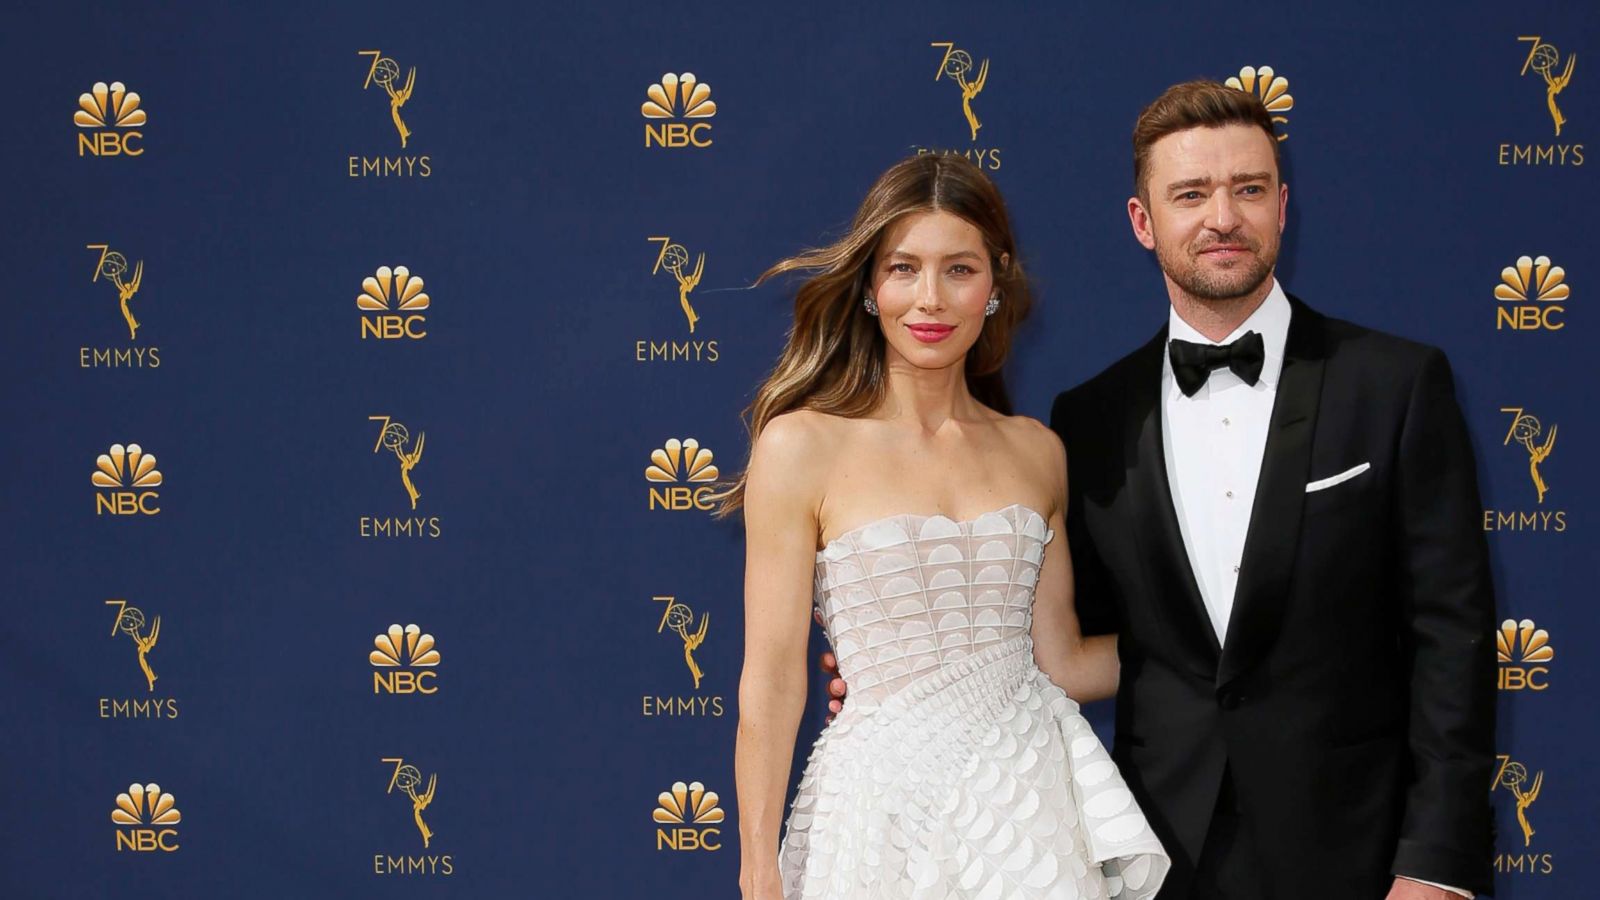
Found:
[716,154,1032,517]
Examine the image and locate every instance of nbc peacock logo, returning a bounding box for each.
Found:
[654,781,724,851]
[371,623,440,695]
[1224,66,1293,140]
[646,438,720,512]
[1496,255,1570,332]
[642,73,717,148]
[112,783,181,852]
[93,443,162,516]
[358,266,431,340]
[1498,618,1554,691]
[75,81,145,157]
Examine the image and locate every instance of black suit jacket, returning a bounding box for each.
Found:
[1050,298,1497,898]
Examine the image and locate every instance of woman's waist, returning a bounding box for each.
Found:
[833,634,1039,717]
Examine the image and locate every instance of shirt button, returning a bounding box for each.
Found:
[1222,417,1231,426]
[1225,490,1234,499]
[1233,565,1241,574]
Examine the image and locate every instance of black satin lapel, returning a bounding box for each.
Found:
[1217,303,1326,687]
[1126,332,1222,672]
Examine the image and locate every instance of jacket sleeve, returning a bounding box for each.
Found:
[1387,348,1498,895]
[1051,386,1121,637]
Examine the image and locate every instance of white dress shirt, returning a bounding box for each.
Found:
[1158,281,1472,899]
[1161,280,1290,642]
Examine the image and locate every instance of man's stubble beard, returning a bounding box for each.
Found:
[1155,232,1279,304]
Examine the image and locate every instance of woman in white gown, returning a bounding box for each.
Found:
[730,156,1169,899]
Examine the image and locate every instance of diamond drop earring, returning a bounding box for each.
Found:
[984,292,1000,317]
[863,293,880,317]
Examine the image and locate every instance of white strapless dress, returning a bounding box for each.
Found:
[780,504,1169,899]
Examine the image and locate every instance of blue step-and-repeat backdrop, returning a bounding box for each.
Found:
[1,1,1592,896]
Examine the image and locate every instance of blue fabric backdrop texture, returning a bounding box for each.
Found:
[1,1,1591,897]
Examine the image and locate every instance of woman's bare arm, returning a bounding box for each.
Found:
[735,414,830,899]
[1030,425,1119,703]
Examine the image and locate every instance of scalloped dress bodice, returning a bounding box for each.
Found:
[781,504,1170,899]
[814,504,1052,706]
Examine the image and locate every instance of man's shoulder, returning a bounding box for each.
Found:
[1301,298,1449,377]
[1050,330,1162,424]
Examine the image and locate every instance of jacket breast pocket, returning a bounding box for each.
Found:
[1303,462,1376,518]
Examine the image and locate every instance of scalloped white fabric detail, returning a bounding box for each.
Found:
[785,505,1169,898]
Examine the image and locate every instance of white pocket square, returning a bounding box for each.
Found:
[1305,462,1371,493]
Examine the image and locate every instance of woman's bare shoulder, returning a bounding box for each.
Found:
[749,410,851,494]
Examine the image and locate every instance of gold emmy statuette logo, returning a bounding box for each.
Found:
[370,416,425,509]
[382,758,438,848]
[655,596,708,689]
[642,594,723,718]
[1501,407,1557,504]
[86,244,145,339]
[359,266,430,340]
[1498,618,1554,691]
[917,44,1001,169]
[349,51,429,178]
[635,236,719,363]
[642,73,717,148]
[1500,37,1583,167]
[1496,255,1570,331]
[99,599,178,720]
[1494,754,1544,848]
[80,243,159,369]
[76,81,145,157]
[372,623,440,694]
[1520,37,1576,137]
[94,443,162,516]
[646,438,720,511]
[648,237,706,333]
[1225,66,1293,140]
[931,43,989,142]
[654,781,724,851]
[361,417,441,538]
[360,50,416,148]
[106,599,160,691]
[112,783,180,852]
[1484,407,1566,533]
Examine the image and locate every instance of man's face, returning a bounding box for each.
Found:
[1129,123,1288,302]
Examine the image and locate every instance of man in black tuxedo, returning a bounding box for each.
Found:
[1049,82,1496,898]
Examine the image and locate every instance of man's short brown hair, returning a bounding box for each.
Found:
[1133,80,1280,200]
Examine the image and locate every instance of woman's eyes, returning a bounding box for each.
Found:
[886,263,978,275]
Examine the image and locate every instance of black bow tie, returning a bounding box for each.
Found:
[1168,331,1265,397]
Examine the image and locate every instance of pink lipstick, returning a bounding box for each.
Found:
[907,323,956,343]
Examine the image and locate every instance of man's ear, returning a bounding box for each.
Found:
[1128,196,1157,251]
